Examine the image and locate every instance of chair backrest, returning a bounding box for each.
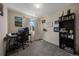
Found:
[24,27,29,36]
[17,29,26,42]
[17,27,29,42]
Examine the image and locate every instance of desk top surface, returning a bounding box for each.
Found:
[7,33,18,38]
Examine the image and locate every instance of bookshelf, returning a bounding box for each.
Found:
[59,13,76,54]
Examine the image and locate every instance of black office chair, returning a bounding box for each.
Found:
[24,27,29,42]
[14,32,25,49]
[15,28,30,49]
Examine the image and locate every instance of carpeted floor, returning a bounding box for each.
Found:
[7,40,75,56]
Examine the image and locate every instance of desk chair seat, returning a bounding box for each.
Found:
[14,32,29,49]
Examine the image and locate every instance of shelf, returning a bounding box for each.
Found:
[62,13,75,17]
[59,12,75,53]
[60,37,74,40]
[60,31,67,33]
[59,19,74,23]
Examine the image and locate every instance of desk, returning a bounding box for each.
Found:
[6,33,18,51]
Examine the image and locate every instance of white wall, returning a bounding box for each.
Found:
[43,17,59,46]
[0,4,8,56]
[40,4,79,52]
[8,9,29,33]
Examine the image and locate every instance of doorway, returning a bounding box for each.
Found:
[29,19,36,41]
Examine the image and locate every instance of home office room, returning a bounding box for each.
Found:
[0,1,79,58]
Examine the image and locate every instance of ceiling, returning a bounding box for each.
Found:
[5,3,71,17]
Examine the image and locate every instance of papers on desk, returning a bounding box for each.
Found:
[7,33,17,37]
[8,33,12,36]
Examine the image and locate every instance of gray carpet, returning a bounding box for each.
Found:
[7,40,74,56]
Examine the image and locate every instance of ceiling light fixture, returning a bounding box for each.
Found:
[34,4,41,8]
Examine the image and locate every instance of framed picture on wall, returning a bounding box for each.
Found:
[54,20,59,24]
[54,27,59,32]
[15,16,22,27]
[53,20,59,32]
[42,20,46,24]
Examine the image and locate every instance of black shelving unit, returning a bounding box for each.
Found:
[59,13,76,54]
